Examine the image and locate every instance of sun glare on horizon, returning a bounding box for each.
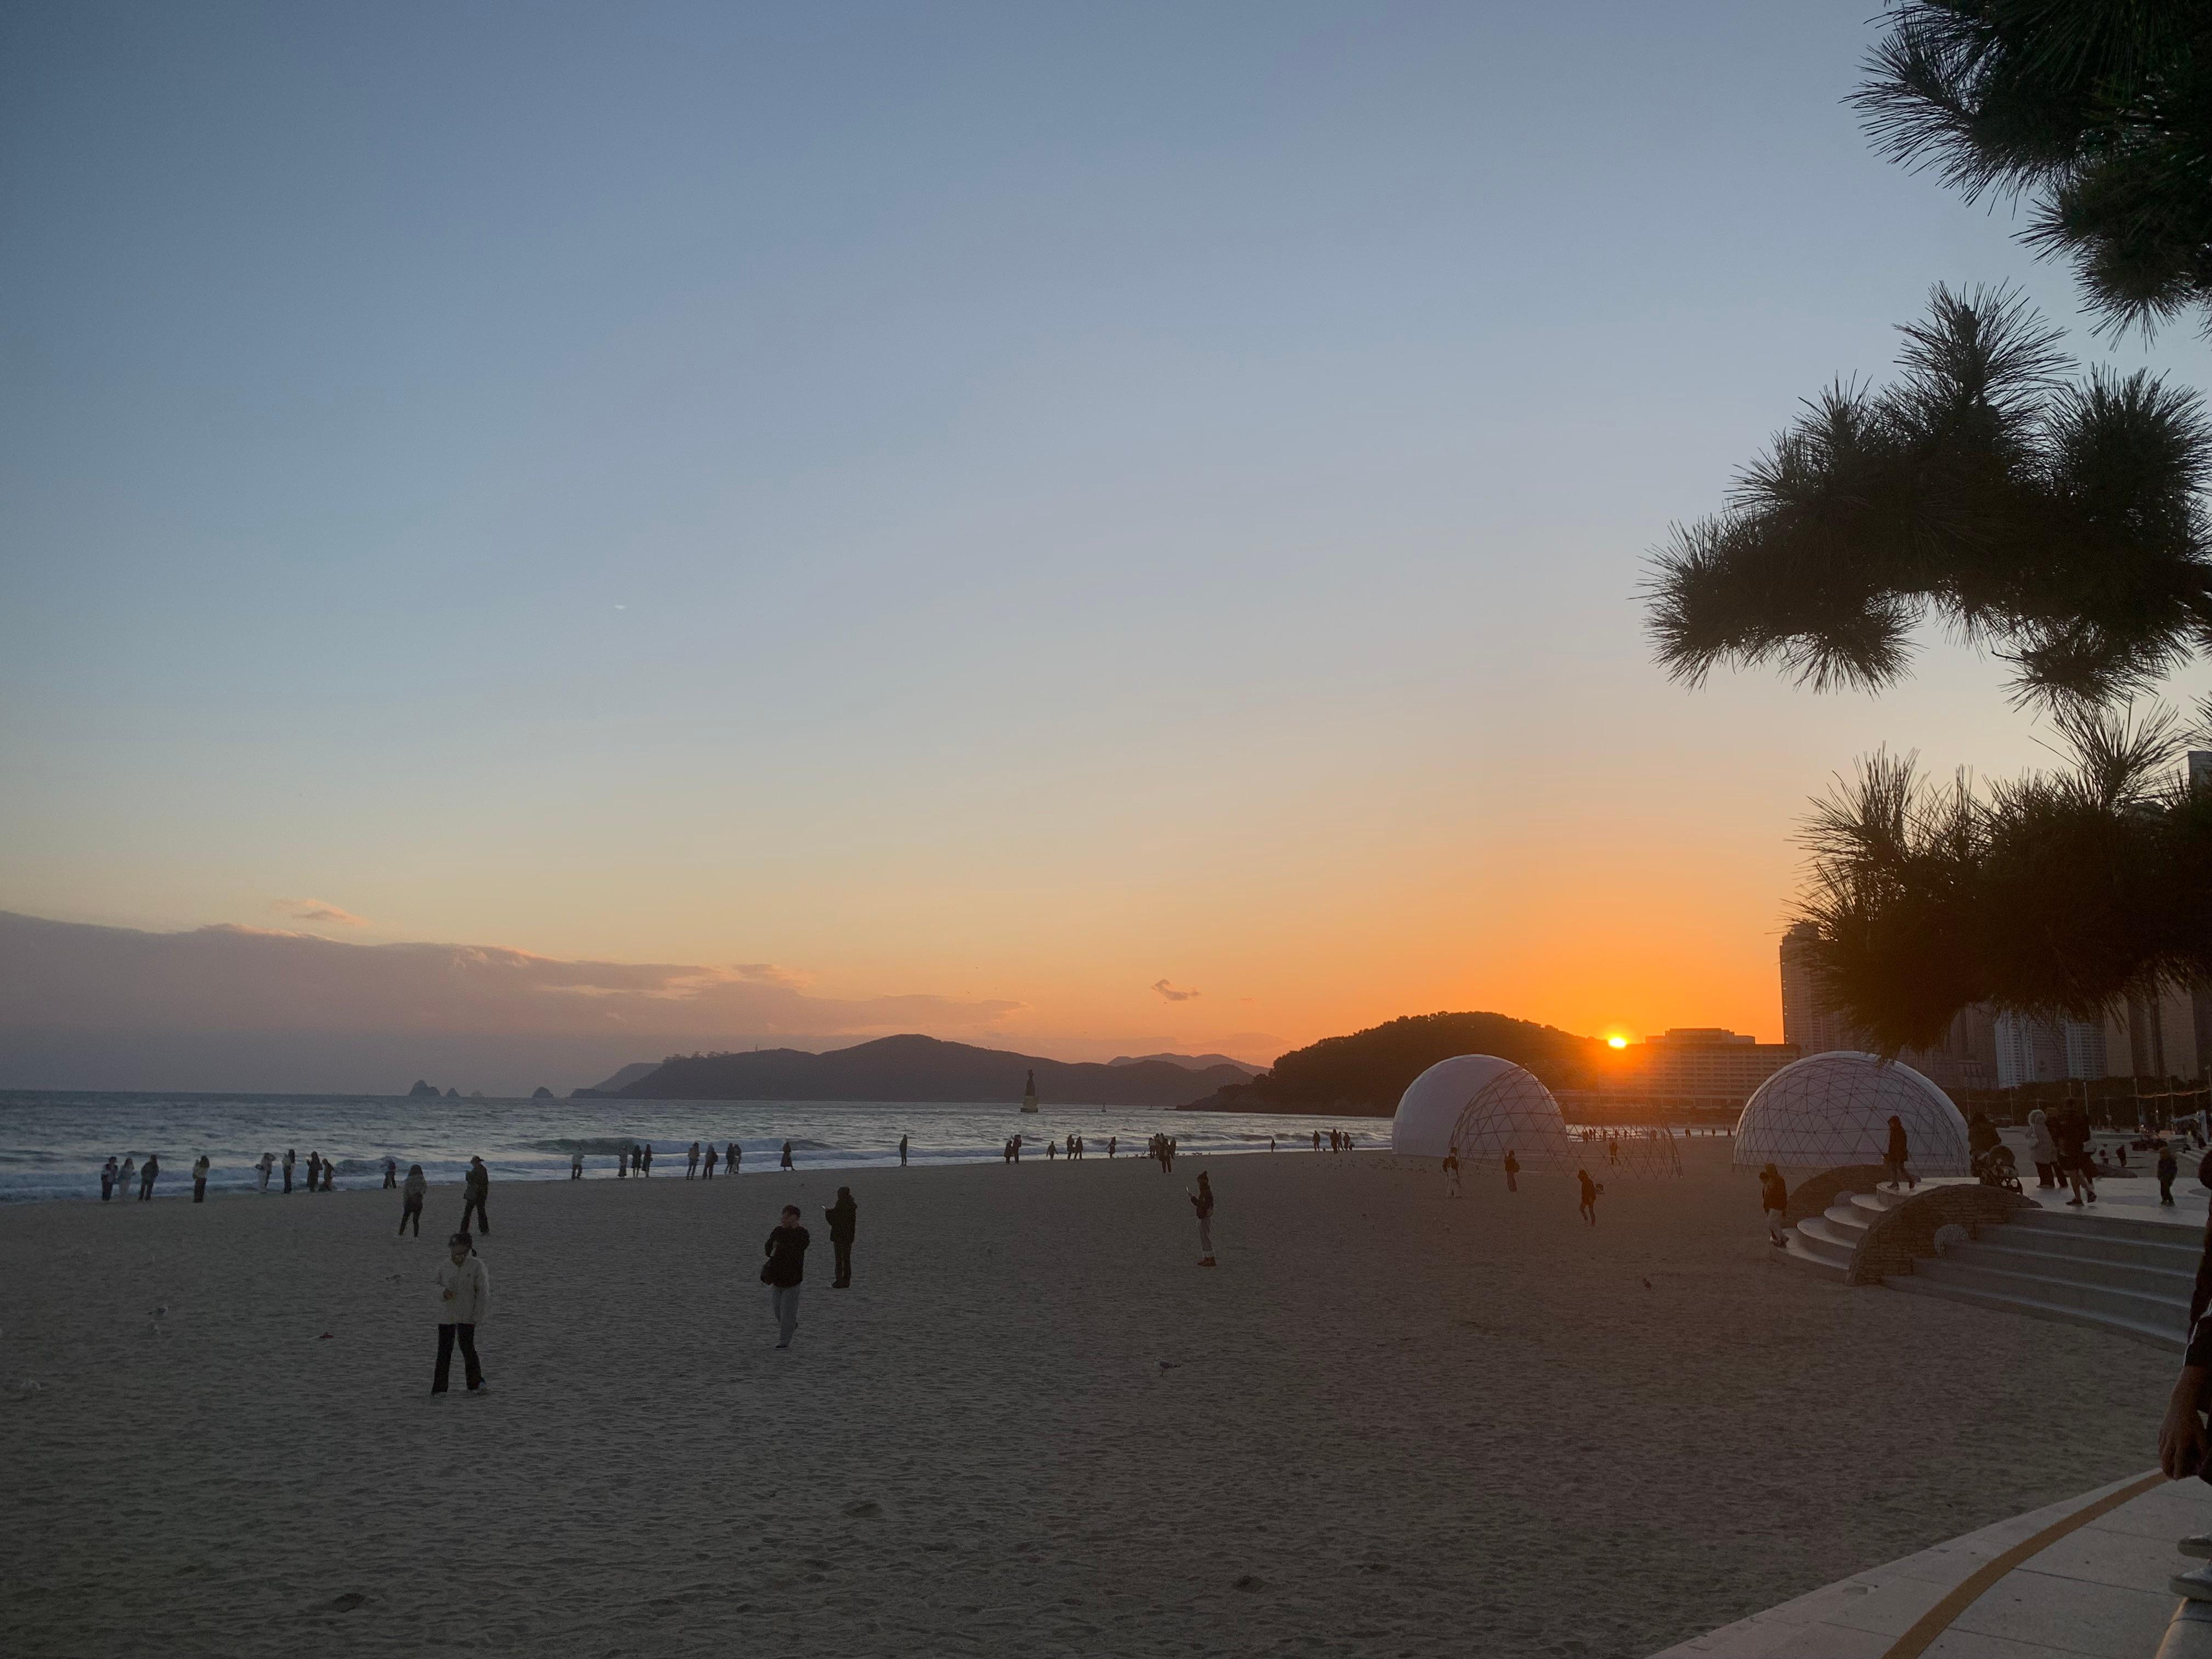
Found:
[1606,1035,1629,1049]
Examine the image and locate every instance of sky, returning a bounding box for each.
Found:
[5,2,2210,1093]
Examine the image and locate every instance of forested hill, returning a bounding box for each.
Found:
[617,1034,1254,1105]
[1180,1011,1604,1116]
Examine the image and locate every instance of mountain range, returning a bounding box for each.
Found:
[612,1035,1255,1105]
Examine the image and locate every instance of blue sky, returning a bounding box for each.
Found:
[5,2,2209,1084]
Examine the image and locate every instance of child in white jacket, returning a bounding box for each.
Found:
[432,1233,491,1394]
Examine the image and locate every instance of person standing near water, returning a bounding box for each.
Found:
[431,1232,490,1394]
[642,1143,654,1177]
[1577,1168,1598,1226]
[729,1142,740,1175]
[283,1149,295,1193]
[571,1146,583,1181]
[780,1141,795,1172]
[257,1152,273,1193]
[139,1155,160,1200]
[321,1156,335,1193]
[383,1157,398,1189]
[192,1154,210,1203]
[400,1165,426,1235]
[119,1155,136,1198]
[307,1151,321,1194]
[702,1143,718,1180]
[899,1135,909,1167]
[1189,1170,1217,1266]
[101,1158,117,1201]
[687,1142,700,1179]
[1759,1162,1788,1246]
[825,1187,857,1288]
[460,1156,490,1234]
[761,1205,809,1348]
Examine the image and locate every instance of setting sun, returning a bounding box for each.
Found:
[1607,1035,1629,1049]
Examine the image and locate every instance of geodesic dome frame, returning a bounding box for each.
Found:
[1732,1051,1970,1174]
[1390,1054,1573,1167]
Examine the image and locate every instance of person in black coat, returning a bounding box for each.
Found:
[763,1206,810,1348]
[825,1188,857,1288]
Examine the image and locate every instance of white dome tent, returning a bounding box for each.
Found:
[1733,1051,1971,1174]
[1390,1055,1574,1168]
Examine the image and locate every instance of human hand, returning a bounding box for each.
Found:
[2162,1388,2208,1479]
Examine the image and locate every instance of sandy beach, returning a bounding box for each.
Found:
[0,1139,2177,1657]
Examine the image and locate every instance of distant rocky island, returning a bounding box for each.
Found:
[606,1035,1255,1106]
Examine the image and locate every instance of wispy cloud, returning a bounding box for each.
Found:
[1151,978,1201,1002]
[271,898,368,928]
[730,962,811,988]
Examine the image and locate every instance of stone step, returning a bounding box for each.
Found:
[2004,1207,2202,1251]
[1979,1219,2200,1273]
[1849,1185,1918,1216]
[1782,1232,1849,1280]
[1909,1257,2188,1334]
[1885,1272,2185,1353]
[1946,1238,2193,1300]
[1820,1201,1871,1235]
[1797,1215,1865,1258]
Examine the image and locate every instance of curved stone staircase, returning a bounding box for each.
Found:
[1784,1182,2197,1352]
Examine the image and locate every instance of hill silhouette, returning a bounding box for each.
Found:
[1181,1011,1604,1116]
[617,1035,1252,1106]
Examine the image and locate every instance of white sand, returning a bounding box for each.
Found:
[0,1141,2177,1657]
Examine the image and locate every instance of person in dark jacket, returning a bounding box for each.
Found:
[283,1148,295,1193]
[1504,1150,1520,1193]
[780,1141,795,1172]
[1759,1162,1788,1246]
[1883,1116,1917,1192]
[1967,1112,2001,1159]
[2160,1139,2180,1206]
[138,1154,160,1200]
[763,1206,809,1348]
[1577,1167,1598,1226]
[825,1188,857,1288]
[1190,1170,1217,1266]
[899,1135,909,1167]
[2052,1107,2097,1206]
[100,1157,118,1201]
[306,1151,322,1194]
[192,1154,210,1203]
[383,1157,398,1189]
[460,1156,490,1234]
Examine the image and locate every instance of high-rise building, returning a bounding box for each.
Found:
[1780,922,1852,1054]
[1994,1013,2067,1088]
[1633,1028,1799,1101]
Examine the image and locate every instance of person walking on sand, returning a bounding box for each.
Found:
[825,1187,857,1288]
[1190,1170,1217,1266]
[139,1154,160,1200]
[702,1143,717,1180]
[2160,1138,2180,1206]
[2055,1105,2097,1206]
[571,1146,584,1181]
[1577,1168,1598,1226]
[899,1135,909,1167]
[1442,1146,1462,1198]
[283,1148,295,1194]
[400,1164,426,1235]
[101,1157,118,1201]
[762,1204,809,1348]
[1504,1150,1520,1193]
[1883,1115,1917,1192]
[1759,1162,1788,1247]
[383,1157,398,1190]
[460,1156,490,1234]
[431,1232,490,1394]
[193,1153,210,1203]
[687,1142,700,1179]
[780,1141,795,1172]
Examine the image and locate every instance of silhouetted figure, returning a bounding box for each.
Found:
[1108,1136,1117,1158]
[762,1205,809,1348]
[571,1146,583,1181]
[898,1135,909,1167]
[1190,1170,1217,1266]
[138,1155,159,1200]
[703,1143,718,1179]
[193,1154,210,1203]
[383,1157,398,1189]
[1503,1150,1519,1193]
[825,1187,857,1288]
[283,1149,295,1193]
[461,1155,490,1234]
[100,1158,117,1201]
[2161,1139,2180,1206]
[687,1142,700,1179]
[1967,1111,2001,1161]
[728,1142,740,1175]
[257,1152,273,1192]
[2026,1109,2058,1187]
[780,1141,795,1171]
[119,1156,135,1197]
[321,1156,335,1193]
[432,1232,489,1394]
[400,1164,426,1235]
[642,1143,653,1177]
[1442,1146,1460,1198]
[1883,1115,1917,1192]
[1759,1162,1788,1246]
[1577,1168,1598,1226]
[307,1152,321,1193]
[1312,1131,1321,1152]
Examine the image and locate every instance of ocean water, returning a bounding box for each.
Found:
[0,1091,1389,1202]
